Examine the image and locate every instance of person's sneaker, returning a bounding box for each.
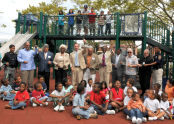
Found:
[153,116,157,120]
[148,117,154,121]
[159,117,164,120]
[45,102,49,106]
[142,117,147,122]
[106,110,115,114]
[32,103,37,107]
[40,104,43,107]
[136,118,142,124]
[54,105,59,111]
[76,115,82,120]
[89,113,98,119]
[132,117,137,124]
[59,105,65,111]
[126,115,130,120]
[94,110,97,114]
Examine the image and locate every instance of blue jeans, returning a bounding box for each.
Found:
[129,109,143,119]
[98,25,104,35]
[72,106,94,119]
[1,93,15,101]
[123,108,130,116]
[9,101,26,110]
[91,104,112,115]
[67,24,74,35]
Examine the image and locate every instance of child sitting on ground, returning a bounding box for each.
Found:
[69,84,78,105]
[159,92,173,119]
[144,90,164,121]
[0,79,15,101]
[86,78,93,94]
[50,83,70,112]
[110,80,124,113]
[122,88,134,119]
[30,82,48,107]
[124,78,137,96]
[165,78,174,103]
[127,93,147,123]
[12,76,22,92]
[80,80,87,92]
[38,76,47,93]
[101,81,109,100]
[89,82,114,115]
[143,89,150,101]
[72,84,98,120]
[153,83,162,100]
[5,82,30,110]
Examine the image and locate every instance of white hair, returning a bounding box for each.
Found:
[127,48,133,52]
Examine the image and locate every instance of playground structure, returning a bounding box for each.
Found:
[0,11,173,79]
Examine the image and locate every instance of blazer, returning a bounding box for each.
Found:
[111,53,125,71]
[70,49,86,70]
[84,53,99,74]
[37,51,54,72]
[53,52,70,70]
[98,51,112,72]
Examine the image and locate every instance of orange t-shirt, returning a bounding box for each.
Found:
[165,85,174,101]
[127,99,146,112]
[86,55,92,67]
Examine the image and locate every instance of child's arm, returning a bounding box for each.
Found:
[49,94,59,98]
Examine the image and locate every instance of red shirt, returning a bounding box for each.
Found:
[89,13,96,23]
[101,88,108,95]
[15,90,30,102]
[32,90,45,100]
[89,91,108,105]
[111,88,124,102]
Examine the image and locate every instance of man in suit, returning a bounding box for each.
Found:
[98,44,113,86]
[111,49,125,83]
[37,44,54,91]
[83,46,99,84]
[70,40,86,85]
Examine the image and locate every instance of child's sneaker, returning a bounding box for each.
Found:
[132,117,137,124]
[159,117,164,120]
[54,105,59,111]
[59,105,65,111]
[136,118,142,124]
[32,103,37,107]
[106,110,115,114]
[142,117,147,122]
[76,115,82,120]
[89,113,98,119]
[126,115,130,120]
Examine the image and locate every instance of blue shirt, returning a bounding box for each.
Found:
[67,13,74,25]
[58,15,64,25]
[0,85,12,94]
[73,93,85,107]
[17,48,37,70]
[63,85,73,94]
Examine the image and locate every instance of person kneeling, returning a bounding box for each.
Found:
[72,84,98,120]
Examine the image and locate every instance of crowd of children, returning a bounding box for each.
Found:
[0,75,174,123]
[56,6,113,36]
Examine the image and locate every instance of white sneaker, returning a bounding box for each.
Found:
[136,118,142,124]
[153,116,157,120]
[142,117,147,122]
[32,103,37,107]
[106,110,115,114]
[54,105,59,111]
[159,117,164,120]
[148,117,154,121]
[132,117,137,123]
[59,105,65,111]
[45,102,48,106]
[126,115,130,120]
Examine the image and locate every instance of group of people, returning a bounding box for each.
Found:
[57,5,112,35]
[0,38,174,123]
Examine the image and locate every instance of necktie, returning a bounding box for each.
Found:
[102,53,106,66]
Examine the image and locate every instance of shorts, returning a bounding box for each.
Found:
[89,23,95,30]
[76,24,82,30]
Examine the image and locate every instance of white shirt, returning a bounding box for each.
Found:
[160,100,170,111]
[154,90,163,96]
[124,86,138,96]
[51,89,65,96]
[85,84,93,94]
[144,98,160,112]
[106,15,112,23]
[124,96,131,106]
[115,54,120,68]
[44,52,47,59]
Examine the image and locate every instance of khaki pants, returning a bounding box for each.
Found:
[152,68,163,89]
[21,70,34,87]
[72,67,83,86]
[99,66,110,87]
[83,68,96,84]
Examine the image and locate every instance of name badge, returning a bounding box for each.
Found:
[92,57,95,60]
[48,56,51,59]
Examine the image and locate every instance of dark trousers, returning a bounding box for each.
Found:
[112,68,123,83]
[55,68,67,87]
[105,23,111,35]
[139,72,151,95]
[38,71,50,91]
[59,25,64,35]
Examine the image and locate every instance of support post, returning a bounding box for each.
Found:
[23,15,27,34]
[16,12,21,34]
[141,11,147,55]
[166,29,170,79]
[39,12,43,47]
[43,14,47,44]
[172,28,174,79]
[116,12,120,50]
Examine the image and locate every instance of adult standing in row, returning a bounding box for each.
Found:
[70,40,86,86]
[138,49,153,95]
[36,44,54,91]
[98,45,113,87]
[83,46,99,84]
[17,42,37,88]
[53,44,69,86]
[82,5,89,35]
[2,44,18,85]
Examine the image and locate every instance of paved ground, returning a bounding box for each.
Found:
[0,69,174,124]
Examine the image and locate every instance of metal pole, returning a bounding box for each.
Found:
[166,29,170,79]
[16,12,21,34]
[23,15,26,34]
[172,27,174,79]
[116,12,120,50]
[141,11,147,55]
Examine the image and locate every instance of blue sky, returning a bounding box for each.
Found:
[0,0,74,42]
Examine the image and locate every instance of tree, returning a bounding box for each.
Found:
[73,0,174,26]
